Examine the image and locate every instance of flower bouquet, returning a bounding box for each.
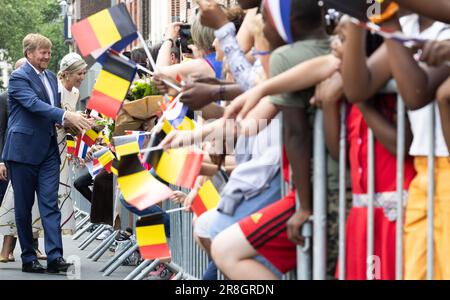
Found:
[122,78,164,120]
[115,77,164,136]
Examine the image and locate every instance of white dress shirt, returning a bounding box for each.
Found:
[27,61,65,124]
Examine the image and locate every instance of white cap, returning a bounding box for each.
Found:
[59,52,85,72]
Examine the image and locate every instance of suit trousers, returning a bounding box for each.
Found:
[8,139,62,264]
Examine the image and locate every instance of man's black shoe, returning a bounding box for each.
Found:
[22,260,45,273]
[46,257,73,274]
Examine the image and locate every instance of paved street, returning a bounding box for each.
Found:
[0,235,135,280]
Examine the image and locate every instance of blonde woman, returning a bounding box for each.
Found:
[57,53,88,234]
[156,14,224,80]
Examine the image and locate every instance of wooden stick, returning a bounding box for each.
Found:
[165,207,189,214]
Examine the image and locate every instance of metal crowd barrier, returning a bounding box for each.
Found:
[68,79,441,280]
[427,103,436,280]
[305,80,437,280]
[162,187,209,279]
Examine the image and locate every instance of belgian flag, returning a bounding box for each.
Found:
[141,119,177,170]
[117,155,173,211]
[87,52,137,120]
[111,159,119,176]
[125,130,146,149]
[93,147,115,173]
[155,148,204,189]
[191,171,228,217]
[141,103,196,168]
[113,135,140,160]
[66,134,76,155]
[71,3,138,58]
[136,213,171,260]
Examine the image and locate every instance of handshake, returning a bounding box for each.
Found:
[63,111,96,136]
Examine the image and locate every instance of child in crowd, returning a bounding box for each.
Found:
[211,0,338,279]
[324,19,417,280]
[381,12,450,280]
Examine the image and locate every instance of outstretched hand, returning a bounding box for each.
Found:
[181,82,217,110]
[223,86,264,121]
[64,111,94,133]
[158,129,198,150]
[196,0,229,30]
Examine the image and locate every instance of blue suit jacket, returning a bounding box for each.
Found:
[3,63,64,165]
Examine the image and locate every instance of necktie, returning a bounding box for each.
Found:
[39,72,54,106]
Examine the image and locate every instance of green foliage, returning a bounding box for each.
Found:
[0,0,68,73]
[95,118,115,140]
[129,78,161,100]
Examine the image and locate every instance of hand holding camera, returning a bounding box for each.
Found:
[165,22,183,41]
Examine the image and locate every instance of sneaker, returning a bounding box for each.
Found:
[146,264,174,280]
[115,229,132,242]
[87,224,99,233]
[108,241,118,253]
[96,227,113,240]
[122,249,141,266]
[113,240,132,254]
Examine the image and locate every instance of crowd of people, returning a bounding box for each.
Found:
[0,0,450,280]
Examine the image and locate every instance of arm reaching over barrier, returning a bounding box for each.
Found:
[396,0,450,23]
[341,22,392,104]
[224,54,340,121]
[437,77,450,151]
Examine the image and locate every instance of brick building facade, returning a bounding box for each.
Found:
[72,0,238,47]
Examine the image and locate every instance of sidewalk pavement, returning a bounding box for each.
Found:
[0,236,135,280]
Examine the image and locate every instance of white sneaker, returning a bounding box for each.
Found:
[96,227,113,240]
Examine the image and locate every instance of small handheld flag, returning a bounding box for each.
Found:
[125,130,146,149]
[87,52,137,120]
[111,159,119,176]
[71,3,138,58]
[155,148,204,189]
[118,155,173,211]
[93,147,115,173]
[136,213,171,260]
[191,171,228,217]
[164,99,196,131]
[113,135,141,160]
[92,159,102,177]
[66,134,76,155]
[81,129,99,147]
[75,135,89,159]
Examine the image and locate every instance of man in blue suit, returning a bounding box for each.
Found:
[5,33,92,274]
